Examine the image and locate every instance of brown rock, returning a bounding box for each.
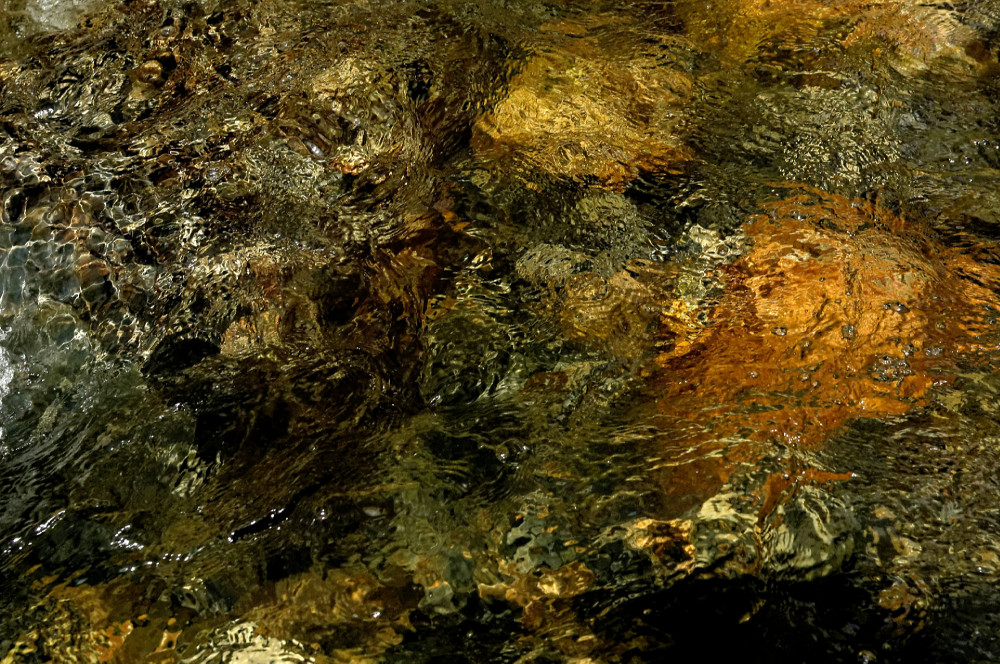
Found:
[843,2,983,75]
[240,566,419,654]
[1,579,170,664]
[478,560,600,659]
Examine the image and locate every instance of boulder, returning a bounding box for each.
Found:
[473,14,694,190]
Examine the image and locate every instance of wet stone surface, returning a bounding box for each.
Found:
[4,0,1000,662]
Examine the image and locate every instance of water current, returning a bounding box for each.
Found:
[3,0,1000,661]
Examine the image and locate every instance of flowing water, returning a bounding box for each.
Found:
[3,0,1000,661]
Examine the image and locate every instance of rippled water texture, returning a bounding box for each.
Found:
[5,0,1000,661]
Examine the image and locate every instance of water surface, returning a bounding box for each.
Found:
[3,0,1000,661]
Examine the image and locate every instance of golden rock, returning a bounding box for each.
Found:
[676,0,986,73]
[473,14,693,190]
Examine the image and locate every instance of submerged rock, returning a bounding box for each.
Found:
[651,186,1000,442]
[677,0,988,75]
[516,243,695,363]
[628,186,1000,519]
[473,13,695,190]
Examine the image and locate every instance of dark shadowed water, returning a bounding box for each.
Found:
[4,0,1000,661]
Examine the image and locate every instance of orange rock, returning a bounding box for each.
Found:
[645,185,1000,501]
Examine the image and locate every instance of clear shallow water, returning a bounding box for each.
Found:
[3,0,1000,661]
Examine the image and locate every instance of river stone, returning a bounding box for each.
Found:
[650,187,1000,451]
[473,13,694,190]
[763,485,857,580]
[676,0,984,75]
[689,482,857,582]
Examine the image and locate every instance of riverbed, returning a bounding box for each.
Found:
[3,0,1000,661]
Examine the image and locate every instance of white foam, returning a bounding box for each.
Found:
[0,335,12,444]
[24,0,97,32]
